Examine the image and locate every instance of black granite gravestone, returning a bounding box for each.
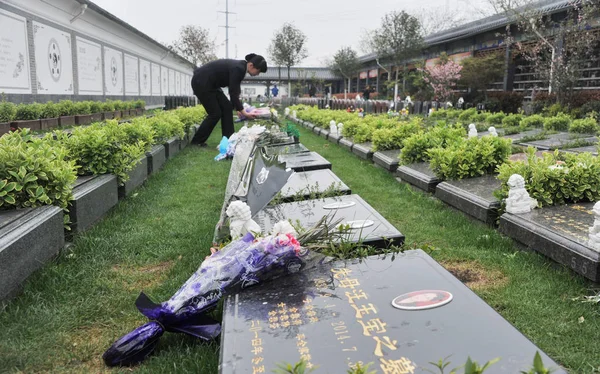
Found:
[219,250,564,373]
[563,145,598,156]
[257,194,404,248]
[352,143,374,161]
[339,138,354,152]
[395,162,440,193]
[435,175,501,225]
[277,169,351,202]
[500,202,600,281]
[264,143,309,156]
[517,132,598,150]
[278,152,332,172]
[373,149,401,172]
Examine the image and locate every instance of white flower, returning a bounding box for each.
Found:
[272,220,297,236]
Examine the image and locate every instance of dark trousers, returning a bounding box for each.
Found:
[191,89,235,144]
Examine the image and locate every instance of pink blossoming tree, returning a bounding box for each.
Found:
[420,55,463,102]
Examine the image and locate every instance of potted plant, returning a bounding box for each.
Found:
[74,101,93,125]
[12,103,42,132]
[113,100,126,118]
[57,100,76,127]
[89,101,103,122]
[134,99,146,116]
[0,97,17,136]
[285,123,300,143]
[102,100,116,120]
[40,102,60,130]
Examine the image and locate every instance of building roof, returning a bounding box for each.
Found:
[358,0,576,63]
[75,0,195,68]
[425,0,574,46]
[244,66,340,81]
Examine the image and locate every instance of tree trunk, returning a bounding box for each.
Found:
[287,66,292,98]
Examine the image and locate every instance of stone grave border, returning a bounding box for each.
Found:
[0,125,200,302]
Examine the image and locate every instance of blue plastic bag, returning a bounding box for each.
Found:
[214,136,229,161]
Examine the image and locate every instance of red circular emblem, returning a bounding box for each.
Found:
[391,290,453,310]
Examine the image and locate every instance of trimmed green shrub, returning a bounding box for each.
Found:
[486,112,505,125]
[57,121,146,185]
[41,102,61,119]
[120,119,156,151]
[543,113,572,131]
[472,112,488,122]
[502,114,523,127]
[429,135,512,180]
[101,101,115,112]
[57,100,76,116]
[113,101,127,111]
[89,101,102,114]
[400,123,466,164]
[15,103,43,120]
[458,108,478,122]
[352,123,373,143]
[0,129,76,210]
[496,148,600,206]
[372,120,422,151]
[74,101,91,115]
[569,116,599,134]
[580,101,600,116]
[0,98,17,123]
[520,114,545,128]
[147,111,185,143]
[133,100,146,109]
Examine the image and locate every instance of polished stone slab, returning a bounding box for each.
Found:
[220,250,564,373]
[395,162,440,193]
[435,175,501,225]
[257,194,404,248]
[352,142,374,161]
[373,149,401,172]
[500,202,600,281]
[277,169,351,202]
[278,152,332,172]
[339,138,354,152]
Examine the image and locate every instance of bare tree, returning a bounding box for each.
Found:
[268,23,308,97]
[366,10,424,102]
[330,47,361,99]
[416,8,468,35]
[170,25,217,66]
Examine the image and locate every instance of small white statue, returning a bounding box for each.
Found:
[446,101,453,108]
[588,202,600,250]
[272,220,298,237]
[468,123,478,138]
[330,121,338,135]
[284,107,290,116]
[458,97,465,105]
[404,96,412,105]
[337,122,344,135]
[505,174,538,214]
[428,108,434,116]
[292,110,297,119]
[488,126,499,137]
[226,201,261,239]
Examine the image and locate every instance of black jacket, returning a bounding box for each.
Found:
[192,59,247,111]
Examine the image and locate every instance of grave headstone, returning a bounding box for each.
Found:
[396,162,440,193]
[257,194,404,248]
[264,143,309,156]
[220,250,564,373]
[277,169,351,202]
[278,152,332,172]
[435,175,501,225]
[373,149,401,172]
[352,142,374,161]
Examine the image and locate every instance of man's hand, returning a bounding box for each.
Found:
[238,110,256,120]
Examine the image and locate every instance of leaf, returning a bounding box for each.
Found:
[4,195,16,204]
[4,182,17,192]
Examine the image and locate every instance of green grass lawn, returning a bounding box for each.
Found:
[1,121,599,373]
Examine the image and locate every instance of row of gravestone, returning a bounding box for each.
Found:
[217,133,565,373]
[288,114,600,284]
[278,97,449,115]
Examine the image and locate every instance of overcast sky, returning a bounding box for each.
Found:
[91,0,494,67]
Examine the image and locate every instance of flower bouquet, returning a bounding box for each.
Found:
[103,217,341,367]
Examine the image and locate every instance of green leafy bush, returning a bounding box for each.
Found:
[580,101,600,116]
[89,101,102,114]
[113,101,127,111]
[472,112,488,122]
[0,98,17,123]
[74,101,91,115]
[58,122,146,185]
[15,103,43,120]
[503,126,520,135]
[372,120,422,151]
[41,102,61,119]
[0,129,76,210]
[458,108,478,122]
[542,103,567,117]
[147,111,185,143]
[496,148,600,206]
[352,123,373,143]
[569,116,598,134]
[429,109,447,119]
[101,101,115,112]
[543,113,572,131]
[400,123,466,164]
[175,106,207,133]
[57,100,76,116]
[120,119,156,151]
[429,135,512,180]
[133,100,145,109]
[340,118,362,139]
[502,113,523,127]
[520,114,545,128]
[486,112,505,125]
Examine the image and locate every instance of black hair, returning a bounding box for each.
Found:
[245,53,267,73]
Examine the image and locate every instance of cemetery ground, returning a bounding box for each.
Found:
[1,123,600,373]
